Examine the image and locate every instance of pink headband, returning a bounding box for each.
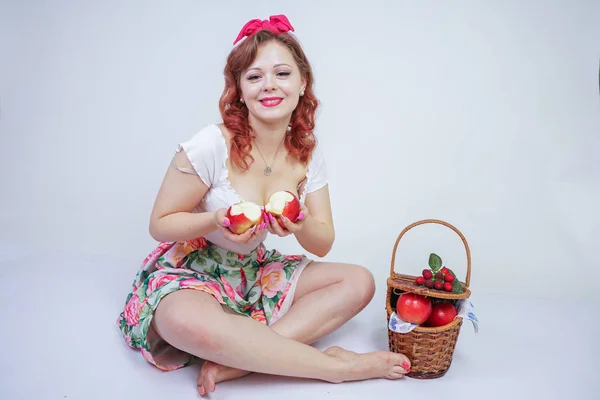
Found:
[233,14,295,45]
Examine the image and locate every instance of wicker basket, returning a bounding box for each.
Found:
[386,219,472,379]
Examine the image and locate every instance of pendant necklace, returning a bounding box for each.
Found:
[254,136,285,176]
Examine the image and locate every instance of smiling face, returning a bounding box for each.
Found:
[239,41,306,126]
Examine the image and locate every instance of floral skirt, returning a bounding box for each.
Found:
[116,237,311,371]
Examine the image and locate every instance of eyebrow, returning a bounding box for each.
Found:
[246,63,292,72]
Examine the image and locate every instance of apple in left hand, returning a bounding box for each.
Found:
[264,190,301,228]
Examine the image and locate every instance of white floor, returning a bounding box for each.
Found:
[0,243,596,400]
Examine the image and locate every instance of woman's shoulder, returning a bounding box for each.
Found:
[214,122,231,140]
[175,123,229,185]
[184,123,226,143]
[308,135,325,163]
[178,123,229,155]
[301,135,328,196]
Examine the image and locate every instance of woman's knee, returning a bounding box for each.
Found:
[344,265,376,306]
[153,290,226,352]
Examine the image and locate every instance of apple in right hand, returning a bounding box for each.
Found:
[225,201,263,234]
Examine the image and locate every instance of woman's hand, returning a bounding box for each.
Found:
[214,208,267,244]
[265,203,308,237]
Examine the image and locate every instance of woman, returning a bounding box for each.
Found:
[117,14,410,396]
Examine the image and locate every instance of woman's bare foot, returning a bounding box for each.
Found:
[196,361,251,396]
[325,346,411,381]
[196,346,411,395]
[325,346,359,360]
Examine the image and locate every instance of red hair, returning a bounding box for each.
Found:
[218,30,319,171]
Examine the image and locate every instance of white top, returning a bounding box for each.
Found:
[174,124,328,254]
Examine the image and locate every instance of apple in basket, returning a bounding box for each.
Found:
[226,202,263,234]
[425,302,458,327]
[265,190,300,228]
[396,293,432,325]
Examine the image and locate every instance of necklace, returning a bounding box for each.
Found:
[254,136,285,176]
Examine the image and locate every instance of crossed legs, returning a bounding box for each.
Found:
[151,262,410,396]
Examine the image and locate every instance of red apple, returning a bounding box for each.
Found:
[395,293,432,325]
[265,190,300,228]
[225,201,263,234]
[425,302,457,327]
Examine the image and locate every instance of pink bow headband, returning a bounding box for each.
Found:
[233,14,295,45]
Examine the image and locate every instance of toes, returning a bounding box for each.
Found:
[197,362,217,396]
[385,353,411,378]
[204,372,216,392]
[196,373,205,395]
[196,383,206,396]
[393,353,411,370]
[402,359,411,372]
[391,365,407,377]
[401,354,411,367]
[197,373,216,395]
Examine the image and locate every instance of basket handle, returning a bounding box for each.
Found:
[389,219,472,287]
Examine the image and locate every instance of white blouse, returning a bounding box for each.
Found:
[174,124,328,254]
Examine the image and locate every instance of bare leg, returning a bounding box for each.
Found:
[195,263,410,394]
[153,287,410,396]
[270,262,377,342]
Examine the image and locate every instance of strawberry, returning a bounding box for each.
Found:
[416,276,425,285]
[422,269,433,279]
[435,272,444,280]
[441,267,449,274]
[444,274,454,283]
[434,281,443,290]
[425,279,434,288]
[443,282,453,292]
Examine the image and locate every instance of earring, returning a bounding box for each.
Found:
[240,98,245,103]
[300,89,305,96]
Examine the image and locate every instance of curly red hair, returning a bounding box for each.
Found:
[218,30,319,171]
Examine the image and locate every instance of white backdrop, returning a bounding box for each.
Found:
[1,0,599,301]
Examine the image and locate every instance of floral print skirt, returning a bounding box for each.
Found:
[116,237,311,371]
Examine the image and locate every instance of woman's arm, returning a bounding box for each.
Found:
[148,151,218,242]
[269,184,335,257]
[293,185,335,257]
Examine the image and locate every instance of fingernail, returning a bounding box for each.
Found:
[402,362,410,369]
[269,214,275,222]
[223,219,230,227]
[298,213,305,220]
